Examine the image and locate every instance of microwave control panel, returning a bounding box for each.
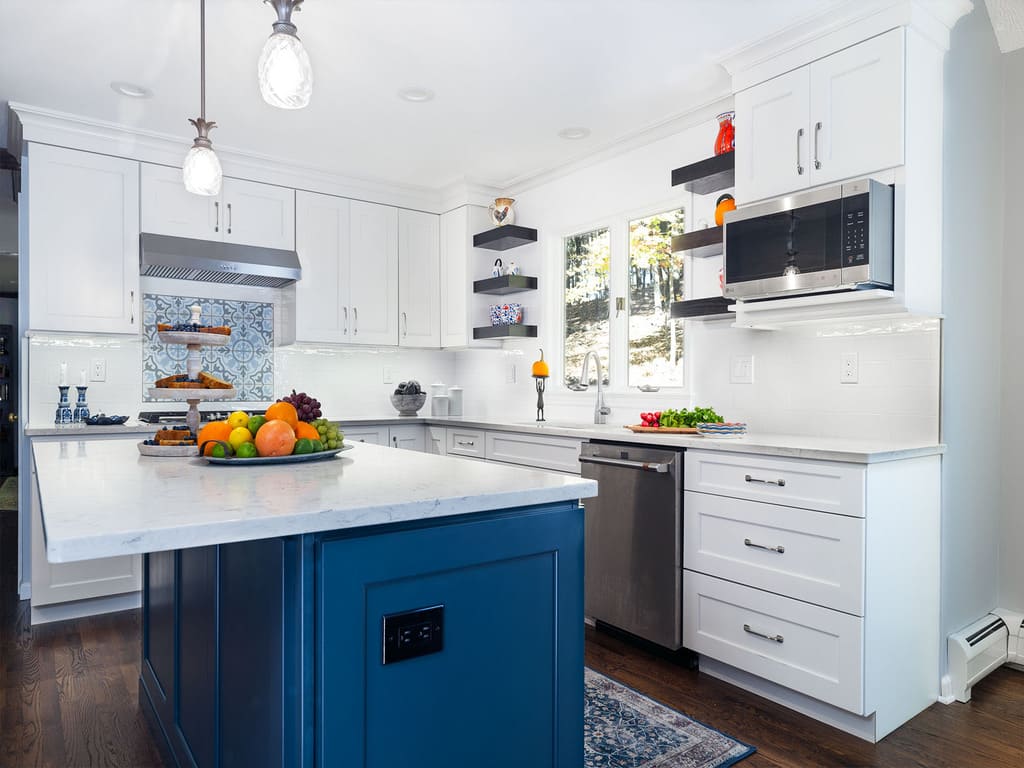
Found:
[843,193,869,264]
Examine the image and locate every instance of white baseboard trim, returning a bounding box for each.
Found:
[700,657,878,743]
[30,591,141,625]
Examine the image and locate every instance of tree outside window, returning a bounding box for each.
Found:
[564,228,610,387]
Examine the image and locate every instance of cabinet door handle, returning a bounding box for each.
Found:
[744,474,786,487]
[392,435,398,447]
[214,201,220,232]
[401,311,408,338]
[352,307,358,335]
[744,538,785,554]
[796,128,805,175]
[227,202,232,234]
[342,306,349,335]
[456,440,475,447]
[129,290,135,324]
[744,623,784,644]
[813,121,822,170]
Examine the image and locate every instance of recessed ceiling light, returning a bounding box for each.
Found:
[110,81,153,99]
[558,127,591,140]
[398,87,435,103]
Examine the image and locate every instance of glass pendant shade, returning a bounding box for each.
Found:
[258,32,312,109]
[182,143,222,196]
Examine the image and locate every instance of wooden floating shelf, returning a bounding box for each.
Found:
[472,324,538,340]
[473,275,538,295]
[669,296,733,320]
[473,225,538,251]
[670,151,735,195]
[671,227,723,258]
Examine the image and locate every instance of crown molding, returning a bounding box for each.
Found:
[7,102,443,213]
[438,179,504,213]
[720,0,974,91]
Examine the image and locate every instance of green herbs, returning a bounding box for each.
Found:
[658,406,723,428]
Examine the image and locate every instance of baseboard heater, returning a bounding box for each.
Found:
[946,609,1024,703]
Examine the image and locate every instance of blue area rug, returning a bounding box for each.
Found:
[585,668,756,768]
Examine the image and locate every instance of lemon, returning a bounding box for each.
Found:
[228,426,254,450]
[227,410,250,429]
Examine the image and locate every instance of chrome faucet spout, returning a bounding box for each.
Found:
[578,350,610,424]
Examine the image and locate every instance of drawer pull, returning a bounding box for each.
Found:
[456,440,475,447]
[744,538,785,554]
[743,623,784,644]
[744,474,786,487]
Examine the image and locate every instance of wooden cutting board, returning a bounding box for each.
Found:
[624,425,699,434]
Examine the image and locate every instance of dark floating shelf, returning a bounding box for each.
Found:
[671,226,723,258]
[473,225,538,251]
[473,275,539,295]
[670,296,733,320]
[670,151,735,195]
[473,324,539,340]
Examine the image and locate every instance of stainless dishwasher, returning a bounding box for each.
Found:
[579,441,684,649]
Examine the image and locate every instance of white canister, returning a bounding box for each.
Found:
[431,395,450,417]
[430,382,447,397]
[447,386,463,417]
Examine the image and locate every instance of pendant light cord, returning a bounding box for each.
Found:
[199,0,206,120]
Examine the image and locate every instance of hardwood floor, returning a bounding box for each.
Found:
[2,509,1021,767]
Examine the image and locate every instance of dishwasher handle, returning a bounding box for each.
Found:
[579,454,672,473]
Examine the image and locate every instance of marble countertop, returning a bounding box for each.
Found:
[33,438,597,564]
[26,414,944,463]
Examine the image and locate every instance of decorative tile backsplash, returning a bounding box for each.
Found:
[142,294,274,402]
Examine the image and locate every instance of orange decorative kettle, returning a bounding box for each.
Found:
[714,194,736,227]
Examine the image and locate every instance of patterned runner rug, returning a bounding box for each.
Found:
[585,668,755,768]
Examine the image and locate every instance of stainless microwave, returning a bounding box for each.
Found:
[723,179,893,300]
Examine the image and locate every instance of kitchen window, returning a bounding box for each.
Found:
[562,205,686,390]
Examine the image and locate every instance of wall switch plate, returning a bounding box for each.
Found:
[506,362,517,385]
[841,352,859,383]
[382,367,393,384]
[730,355,754,384]
[90,358,106,382]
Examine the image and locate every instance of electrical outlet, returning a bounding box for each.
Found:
[730,355,754,384]
[382,367,393,384]
[841,352,858,384]
[506,362,517,385]
[90,358,107,382]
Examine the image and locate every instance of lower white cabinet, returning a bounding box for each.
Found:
[342,425,389,445]
[29,443,141,611]
[485,431,582,475]
[446,427,486,458]
[427,426,446,456]
[389,424,425,451]
[338,423,425,451]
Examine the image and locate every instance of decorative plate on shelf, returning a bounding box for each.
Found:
[201,445,351,466]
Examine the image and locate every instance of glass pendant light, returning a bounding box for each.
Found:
[258,0,312,109]
[183,0,222,196]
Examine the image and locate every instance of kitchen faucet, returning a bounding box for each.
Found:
[568,350,611,424]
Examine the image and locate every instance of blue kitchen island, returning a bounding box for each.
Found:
[32,439,596,768]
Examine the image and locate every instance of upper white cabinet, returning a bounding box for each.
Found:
[736,29,904,202]
[295,190,351,343]
[140,163,295,250]
[398,209,440,348]
[349,200,399,346]
[440,204,492,348]
[26,144,140,334]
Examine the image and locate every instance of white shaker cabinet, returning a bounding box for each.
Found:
[735,28,904,203]
[295,191,351,343]
[26,144,140,334]
[398,209,440,348]
[349,200,399,346]
[439,205,492,348]
[389,424,426,451]
[140,163,295,251]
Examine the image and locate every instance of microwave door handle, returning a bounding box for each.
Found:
[796,128,805,175]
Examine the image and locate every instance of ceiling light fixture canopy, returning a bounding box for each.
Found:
[258,0,313,110]
[183,0,222,196]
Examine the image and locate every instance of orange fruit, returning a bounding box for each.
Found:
[265,401,299,429]
[254,419,296,457]
[294,421,319,441]
[197,421,233,456]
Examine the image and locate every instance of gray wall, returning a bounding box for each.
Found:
[999,47,1024,614]
[940,3,1006,653]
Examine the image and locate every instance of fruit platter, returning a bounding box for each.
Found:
[626,406,726,434]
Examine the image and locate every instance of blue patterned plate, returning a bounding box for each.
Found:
[201,444,351,465]
[84,414,130,425]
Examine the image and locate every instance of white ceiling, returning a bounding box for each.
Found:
[1,0,844,190]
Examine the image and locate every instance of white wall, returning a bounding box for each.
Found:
[999,47,1024,613]
[940,3,1006,647]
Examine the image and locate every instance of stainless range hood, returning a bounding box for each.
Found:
[140,233,301,288]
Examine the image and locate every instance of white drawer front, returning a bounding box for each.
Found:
[342,426,388,445]
[684,571,864,714]
[684,492,864,615]
[446,427,486,458]
[485,431,582,474]
[684,450,864,517]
